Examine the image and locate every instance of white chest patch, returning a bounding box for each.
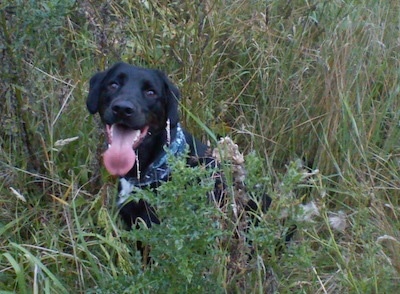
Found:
[117,178,135,207]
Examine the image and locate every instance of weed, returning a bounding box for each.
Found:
[1,0,399,293]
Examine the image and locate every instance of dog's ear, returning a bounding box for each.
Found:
[87,62,127,114]
[86,71,106,114]
[156,70,181,127]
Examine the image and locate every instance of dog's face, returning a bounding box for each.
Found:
[86,62,180,176]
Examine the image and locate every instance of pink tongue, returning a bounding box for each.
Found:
[103,126,140,176]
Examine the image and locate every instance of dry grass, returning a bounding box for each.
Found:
[1,0,399,293]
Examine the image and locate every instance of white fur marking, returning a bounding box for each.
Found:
[117,178,135,206]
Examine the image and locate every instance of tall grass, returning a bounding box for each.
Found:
[1,0,399,293]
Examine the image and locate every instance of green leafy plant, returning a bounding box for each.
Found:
[1,0,399,293]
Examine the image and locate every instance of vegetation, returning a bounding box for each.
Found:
[1,0,399,292]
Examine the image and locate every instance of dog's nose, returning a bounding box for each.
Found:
[112,100,135,118]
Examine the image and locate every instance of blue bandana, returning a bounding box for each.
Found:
[117,123,187,206]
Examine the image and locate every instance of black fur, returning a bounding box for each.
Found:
[87,62,211,228]
[86,62,297,261]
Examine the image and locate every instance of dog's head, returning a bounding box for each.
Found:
[86,62,180,176]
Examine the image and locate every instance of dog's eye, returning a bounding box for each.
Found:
[145,90,157,98]
[108,82,119,91]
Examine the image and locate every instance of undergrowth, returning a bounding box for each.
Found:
[1,0,399,293]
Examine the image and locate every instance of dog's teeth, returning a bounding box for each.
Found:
[109,125,114,141]
[132,131,140,144]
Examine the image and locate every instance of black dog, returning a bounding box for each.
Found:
[86,62,220,228]
[86,62,296,263]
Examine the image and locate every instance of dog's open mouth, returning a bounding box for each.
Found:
[103,124,149,176]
